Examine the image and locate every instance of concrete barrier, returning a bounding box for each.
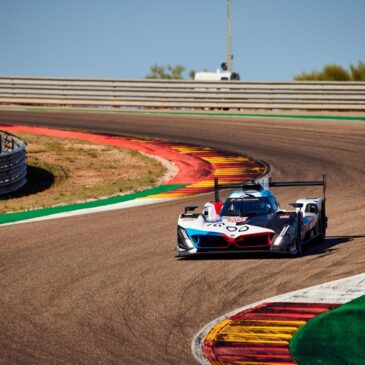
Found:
[1,76,365,111]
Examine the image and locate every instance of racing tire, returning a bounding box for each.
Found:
[318,202,327,242]
[291,215,303,257]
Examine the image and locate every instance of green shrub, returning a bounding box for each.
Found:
[350,61,365,81]
[294,61,365,81]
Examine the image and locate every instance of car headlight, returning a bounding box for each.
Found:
[273,225,295,246]
[177,227,195,250]
[280,224,294,237]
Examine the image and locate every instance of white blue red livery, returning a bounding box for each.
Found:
[177,176,327,257]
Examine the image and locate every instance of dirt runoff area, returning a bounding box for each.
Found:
[0,133,168,214]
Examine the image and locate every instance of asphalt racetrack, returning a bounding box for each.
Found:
[0,110,364,364]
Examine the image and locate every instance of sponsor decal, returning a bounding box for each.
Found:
[279,214,291,219]
[226,217,247,223]
[206,223,226,227]
[226,225,250,233]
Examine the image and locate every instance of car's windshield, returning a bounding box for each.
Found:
[220,197,274,217]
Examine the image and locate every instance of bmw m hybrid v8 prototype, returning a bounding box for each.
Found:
[177,177,327,257]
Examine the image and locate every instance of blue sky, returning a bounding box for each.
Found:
[0,0,364,80]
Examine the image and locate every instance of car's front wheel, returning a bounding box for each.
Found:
[291,216,303,257]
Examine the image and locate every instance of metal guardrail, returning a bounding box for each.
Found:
[0,131,27,195]
[0,76,365,111]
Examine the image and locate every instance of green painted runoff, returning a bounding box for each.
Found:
[290,295,365,365]
[0,184,186,224]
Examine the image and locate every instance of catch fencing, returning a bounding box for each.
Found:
[0,131,27,195]
[0,76,365,111]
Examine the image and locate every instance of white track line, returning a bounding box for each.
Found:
[0,197,174,226]
[192,273,365,365]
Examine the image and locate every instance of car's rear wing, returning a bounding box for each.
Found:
[213,175,327,201]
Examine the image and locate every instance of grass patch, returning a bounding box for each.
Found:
[0,133,166,213]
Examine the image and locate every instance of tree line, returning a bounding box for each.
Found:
[145,61,365,81]
[145,64,195,80]
[294,61,365,81]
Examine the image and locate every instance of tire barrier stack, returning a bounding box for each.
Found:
[0,131,27,195]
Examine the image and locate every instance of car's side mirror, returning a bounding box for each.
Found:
[290,203,303,209]
[184,206,198,214]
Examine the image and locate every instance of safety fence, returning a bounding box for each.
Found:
[0,131,27,195]
[0,76,365,111]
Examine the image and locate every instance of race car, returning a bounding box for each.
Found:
[177,176,327,257]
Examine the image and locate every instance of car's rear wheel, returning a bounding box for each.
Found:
[317,202,327,242]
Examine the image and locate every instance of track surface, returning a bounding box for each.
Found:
[0,110,364,364]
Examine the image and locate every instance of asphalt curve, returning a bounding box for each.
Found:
[0,110,364,364]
